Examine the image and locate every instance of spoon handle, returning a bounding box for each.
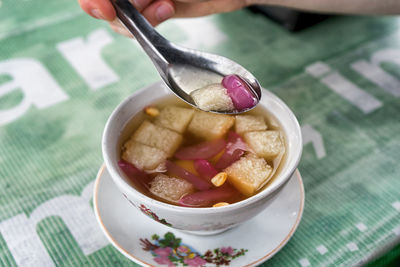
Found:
[111,0,170,77]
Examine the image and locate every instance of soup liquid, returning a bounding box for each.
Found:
[119,95,287,207]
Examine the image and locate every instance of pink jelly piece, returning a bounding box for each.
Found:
[118,160,151,190]
[178,186,238,207]
[215,132,247,170]
[225,132,247,152]
[215,149,245,171]
[166,161,211,191]
[194,159,218,181]
[222,74,257,111]
[175,139,226,160]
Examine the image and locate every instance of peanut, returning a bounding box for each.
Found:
[144,107,160,117]
[213,202,229,207]
[211,172,227,187]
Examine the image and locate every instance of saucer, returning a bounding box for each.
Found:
[94,165,304,267]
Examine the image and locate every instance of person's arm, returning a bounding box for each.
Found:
[250,0,400,15]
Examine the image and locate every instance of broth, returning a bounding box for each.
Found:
[118,95,287,208]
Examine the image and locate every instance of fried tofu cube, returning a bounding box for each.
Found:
[224,154,272,197]
[243,131,285,159]
[154,106,195,133]
[150,174,195,203]
[190,84,234,112]
[133,120,183,156]
[122,140,167,171]
[187,111,235,140]
[235,115,267,134]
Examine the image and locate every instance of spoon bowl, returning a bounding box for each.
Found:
[112,0,261,114]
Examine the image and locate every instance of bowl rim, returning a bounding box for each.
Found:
[102,81,302,214]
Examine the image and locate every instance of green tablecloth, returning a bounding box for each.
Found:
[1,0,399,266]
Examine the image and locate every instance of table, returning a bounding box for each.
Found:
[0,0,399,266]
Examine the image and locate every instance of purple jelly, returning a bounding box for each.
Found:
[222,75,257,111]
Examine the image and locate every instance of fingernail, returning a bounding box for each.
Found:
[91,9,104,19]
[156,4,174,22]
[111,18,124,28]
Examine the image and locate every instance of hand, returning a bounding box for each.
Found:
[78,0,247,37]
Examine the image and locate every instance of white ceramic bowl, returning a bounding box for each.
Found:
[102,81,302,235]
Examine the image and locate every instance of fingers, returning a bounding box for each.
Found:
[81,0,234,37]
[78,0,116,21]
[131,0,152,11]
[108,0,175,37]
[78,0,241,25]
[141,0,176,26]
[174,0,246,18]
[173,0,207,2]
[109,19,134,37]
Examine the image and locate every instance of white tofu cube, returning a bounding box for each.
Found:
[243,130,285,159]
[224,154,272,196]
[133,120,183,156]
[122,140,167,171]
[235,114,267,134]
[154,106,194,133]
[187,111,235,140]
[190,83,234,112]
[150,174,195,203]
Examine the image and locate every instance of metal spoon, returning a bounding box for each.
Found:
[111,0,262,114]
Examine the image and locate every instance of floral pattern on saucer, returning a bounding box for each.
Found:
[139,204,172,227]
[140,232,247,266]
